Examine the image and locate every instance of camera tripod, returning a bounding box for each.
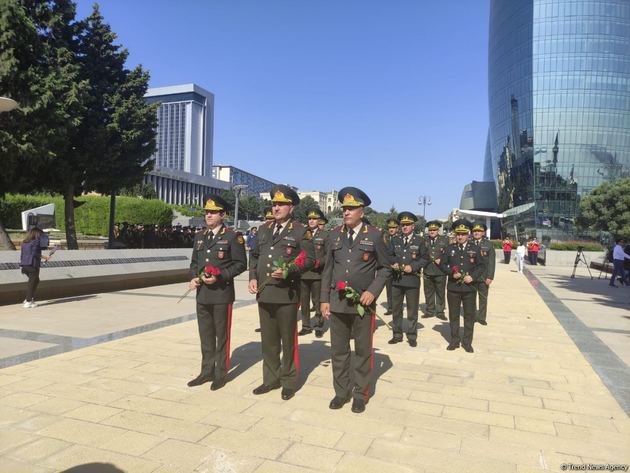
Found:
[598,259,611,280]
[571,248,593,279]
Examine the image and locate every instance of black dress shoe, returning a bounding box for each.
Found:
[187,374,212,387]
[329,396,350,409]
[408,339,417,347]
[252,383,281,395]
[255,327,262,332]
[210,378,226,391]
[421,313,433,319]
[476,320,487,326]
[384,310,393,315]
[388,337,402,344]
[446,342,460,351]
[351,398,366,413]
[315,329,324,338]
[462,344,474,353]
[281,388,295,400]
[298,328,312,336]
[436,314,447,320]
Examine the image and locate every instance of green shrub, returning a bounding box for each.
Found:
[0,194,173,236]
[548,240,603,251]
[171,203,203,217]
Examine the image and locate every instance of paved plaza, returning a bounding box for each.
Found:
[0,262,629,472]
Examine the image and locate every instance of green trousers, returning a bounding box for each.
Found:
[196,302,232,380]
[258,302,299,389]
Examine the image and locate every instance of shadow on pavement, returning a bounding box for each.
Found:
[370,350,393,398]
[61,464,124,473]
[540,273,630,310]
[297,339,331,389]
[38,295,98,306]
[228,341,261,382]
[432,321,451,343]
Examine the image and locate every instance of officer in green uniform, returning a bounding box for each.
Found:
[471,222,495,326]
[440,219,485,353]
[389,212,428,347]
[263,208,274,223]
[188,195,247,390]
[248,185,315,400]
[384,219,399,315]
[321,187,391,414]
[421,220,449,321]
[299,209,328,338]
[318,215,328,232]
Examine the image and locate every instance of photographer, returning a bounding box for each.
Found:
[609,238,630,287]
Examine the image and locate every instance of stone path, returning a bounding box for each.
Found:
[0,263,629,472]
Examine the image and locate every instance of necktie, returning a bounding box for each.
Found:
[459,244,464,251]
[404,237,409,247]
[208,230,214,240]
[273,223,282,238]
[348,228,354,246]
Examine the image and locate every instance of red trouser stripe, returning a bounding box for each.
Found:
[225,303,233,370]
[365,312,376,402]
[294,303,300,376]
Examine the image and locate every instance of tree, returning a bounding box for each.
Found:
[0,1,155,249]
[120,183,157,200]
[0,0,90,249]
[578,178,630,237]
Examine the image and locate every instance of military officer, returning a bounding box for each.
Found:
[384,219,399,315]
[471,222,495,326]
[318,215,328,232]
[421,220,449,321]
[440,219,485,353]
[321,187,391,413]
[299,209,328,338]
[248,185,315,400]
[264,208,274,223]
[188,195,247,390]
[389,212,428,347]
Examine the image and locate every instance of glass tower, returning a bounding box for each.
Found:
[486,0,630,239]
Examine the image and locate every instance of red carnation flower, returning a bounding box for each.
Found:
[336,281,347,291]
[315,258,321,268]
[294,251,307,269]
[452,266,459,273]
[204,265,221,276]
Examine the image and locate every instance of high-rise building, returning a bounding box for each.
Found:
[143,84,228,205]
[145,83,214,176]
[212,165,275,196]
[486,0,630,238]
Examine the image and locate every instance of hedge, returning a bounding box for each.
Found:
[489,239,602,251]
[0,194,173,236]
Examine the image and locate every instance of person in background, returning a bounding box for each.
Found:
[516,240,526,273]
[530,237,540,265]
[246,227,258,252]
[609,238,630,288]
[19,227,50,308]
[502,236,513,264]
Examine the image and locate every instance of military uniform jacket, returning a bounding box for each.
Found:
[190,225,248,304]
[439,242,486,293]
[321,224,392,314]
[474,237,496,280]
[301,228,328,281]
[249,219,315,304]
[422,235,449,276]
[390,234,429,288]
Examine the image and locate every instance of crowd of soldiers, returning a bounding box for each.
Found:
[114,223,200,249]
[187,185,496,414]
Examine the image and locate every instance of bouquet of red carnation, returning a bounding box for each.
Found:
[258,251,307,294]
[177,265,222,303]
[336,281,367,317]
[391,263,406,280]
[452,265,471,286]
[272,251,307,280]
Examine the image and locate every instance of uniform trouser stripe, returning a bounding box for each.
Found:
[225,303,233,371]
[294,303,300,376]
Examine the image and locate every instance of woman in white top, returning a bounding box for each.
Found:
[516,241,526,273]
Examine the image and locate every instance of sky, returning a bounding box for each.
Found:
[76,0,490,220]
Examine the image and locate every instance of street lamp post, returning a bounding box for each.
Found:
[418,195,431,219]
[232,184,248,230]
